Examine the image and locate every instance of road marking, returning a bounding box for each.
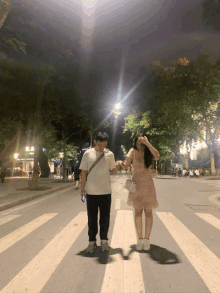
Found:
[156,212,220,293]
[115,198,121,210]
[0,214,57,254]
[0,212,88,293]
[0,215,21,226]
[101,210,145,293]
[0,187,74,216]
[195,213,220,230]
[209,194,220,206]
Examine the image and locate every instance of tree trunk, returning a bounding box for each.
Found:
[0,0,11,30]
[211,152,216,174]
[63,138,67,182]
[29,135,39,189]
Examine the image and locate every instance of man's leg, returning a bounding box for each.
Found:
[86,194,99,242]
[99,194,111,241]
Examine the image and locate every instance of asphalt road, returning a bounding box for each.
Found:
[0,175,220,293]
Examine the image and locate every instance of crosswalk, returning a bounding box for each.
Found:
[0,208,219,293]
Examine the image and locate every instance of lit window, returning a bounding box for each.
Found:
[26,147,29,151]
[31,147,34,151]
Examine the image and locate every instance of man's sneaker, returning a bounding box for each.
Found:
[101,240,110,252]
[86,241,97,253]
[143,238,150,251]
[136,238,144,251]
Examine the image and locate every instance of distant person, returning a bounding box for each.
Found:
[71,165,75,180]
[0,167,6,183]
[182,168,187,177]
[195,169,200,178]
[74,165,81,189]
[189,170,194,178]
[178,168,182,177]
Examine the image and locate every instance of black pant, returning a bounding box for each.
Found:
[86,194,111,242]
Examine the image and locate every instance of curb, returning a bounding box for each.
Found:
[0,184,74,212]
[155,176,177,179]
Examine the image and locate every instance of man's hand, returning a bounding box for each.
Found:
[81,189,86,196]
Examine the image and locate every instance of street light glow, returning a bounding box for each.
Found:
[13,153,19,159]
[115,102,122,110]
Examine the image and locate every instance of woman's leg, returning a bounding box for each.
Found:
[75,180,79,188]
[144,208,153,240]
[134,207,144,239]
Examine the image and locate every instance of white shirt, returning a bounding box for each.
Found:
[79,148,116,195]
[182,170,187,175]
[195,169,200,175]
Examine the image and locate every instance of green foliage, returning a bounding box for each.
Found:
[0,117,19,152]
[121,54,220,164]
[40,124,79,160]
[0,0,11,13]
[3,38,27,54]
[44,141,78,161]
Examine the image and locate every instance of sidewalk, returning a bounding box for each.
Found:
[0,177,75,212]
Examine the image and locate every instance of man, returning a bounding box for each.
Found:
[177,168,182,178]
[195,168,200,178]
[1,166,6,183]
[79,132,120,253]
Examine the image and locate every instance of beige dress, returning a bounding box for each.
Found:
[126,148,159,210]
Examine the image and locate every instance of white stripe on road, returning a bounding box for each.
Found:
[0,212,88,293]
[156,212,220,293]
[101,210,145,293]
[195,213,220,230]
[0,215,21,226]
[115,198,121,210]
[0,214,57,254]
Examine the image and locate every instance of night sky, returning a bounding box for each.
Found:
[34,0,220,114]
[3,0,220,156]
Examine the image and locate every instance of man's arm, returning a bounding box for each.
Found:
[80,170,87,195]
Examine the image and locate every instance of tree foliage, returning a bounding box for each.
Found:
[121,54,220,164]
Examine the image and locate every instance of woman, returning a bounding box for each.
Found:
[119,134,160,251]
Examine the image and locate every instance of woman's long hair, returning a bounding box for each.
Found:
[133,133,154,169]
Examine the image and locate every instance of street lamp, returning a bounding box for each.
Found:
[13,153,19,160]
[115,102,122,110]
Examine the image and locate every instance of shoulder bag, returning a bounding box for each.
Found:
[86,148,109,181]
[123,172,136,193]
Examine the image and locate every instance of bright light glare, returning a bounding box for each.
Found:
[13,153,19,159]
[81,0,98,9]
[115,102,122,110]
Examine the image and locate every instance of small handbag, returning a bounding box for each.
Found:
[123,173,136,193]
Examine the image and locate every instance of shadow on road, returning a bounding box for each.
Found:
[77,244,181,265]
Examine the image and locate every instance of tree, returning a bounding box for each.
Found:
[41,73,92,182]
[147,54,220,171]
[202,0,220,22]
[120,53,220,174]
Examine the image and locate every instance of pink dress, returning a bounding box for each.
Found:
[126,148,159,210]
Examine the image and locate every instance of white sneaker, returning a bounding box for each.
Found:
[136,239,144,250]
[143,238,150,250]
